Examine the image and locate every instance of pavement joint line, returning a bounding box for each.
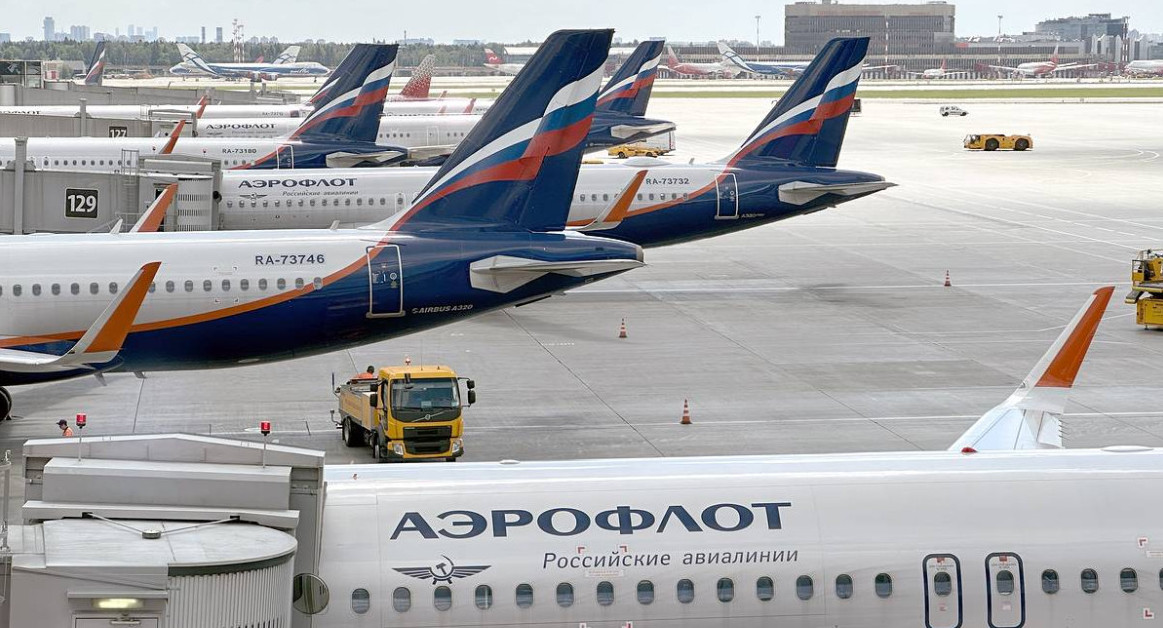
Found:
[578,281,1132,295]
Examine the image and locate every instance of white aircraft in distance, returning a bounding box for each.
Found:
[665,45,732,78]
[1125,59,1163,77]
[483,48,525,75]
[907,59,972,79]
[169,43,329,80]
[989,44,1097,77]
[312,288,1163,628]
[716,42,809,77]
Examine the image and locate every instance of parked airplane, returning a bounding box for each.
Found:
[216,37,889,249]
[76,41,107,86]
[0,29,642,422]
[1125,59,1163,76]
[169,43,330,80]
[717,42,809,77]
[907,59,971,79]
[310,288,1147,628]
[0,45,413,171]
[483,48,525,75]
[197,40,674,155]
[988,45,1096,77]
[666,45,731,78]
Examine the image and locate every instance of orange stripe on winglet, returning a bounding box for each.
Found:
[607,170,648,223]
[131,184,177,233]
[87,262,162,354]
[161,120,186,155]
[195,94,209,119]
[1035,286,1114,388]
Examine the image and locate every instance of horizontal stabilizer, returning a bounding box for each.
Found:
[469,255,644,293]
[575,170,647,232]
[948,286,1113,452]
[778,180,896,205]
[129,184,178,233]
[324,150,405,168]
[0,262,160,374]
[610,121,675,140]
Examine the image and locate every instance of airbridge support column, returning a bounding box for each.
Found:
[12,138,25,235]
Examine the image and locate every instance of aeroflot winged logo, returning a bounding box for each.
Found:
[394,556,490,584]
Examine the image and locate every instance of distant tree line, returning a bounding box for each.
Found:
[0,41,511,69]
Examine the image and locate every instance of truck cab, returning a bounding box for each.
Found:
[337,365,474,462]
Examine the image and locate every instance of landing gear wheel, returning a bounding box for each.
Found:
[341,417,363,447]
[0,387,10,421]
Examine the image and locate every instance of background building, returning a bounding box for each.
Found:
[42,17,54,42]
[1036,13,1128,40]
[784,1,956,55]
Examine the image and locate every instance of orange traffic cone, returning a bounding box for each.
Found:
[943,271,951,287]
[618,318,627,339]
[680,399,692,425]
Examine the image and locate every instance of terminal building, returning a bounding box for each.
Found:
[783,0,956,55]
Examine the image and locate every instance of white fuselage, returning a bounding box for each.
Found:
[217,161,721,230]
[196,113,480,144]
[0,99,490,121]
[1126,60,1163,76]
[314,448,1163,627]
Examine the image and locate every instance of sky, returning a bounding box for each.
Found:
[11,1,1162,44]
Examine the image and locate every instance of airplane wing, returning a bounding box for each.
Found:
[575,170,647,232]
[987,65,1022,73]
[129,184,178,233]
[0,263,161,374]
[861,64,896,72]
[948,286,1114,452]
[1051,63,1098,72]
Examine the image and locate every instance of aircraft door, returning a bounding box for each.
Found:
[275,144,295,169]
[923,554,963,628]
[986,553,1025,628]
[715,173,739,219]
[426,126,440,146]
[366,244,403,318]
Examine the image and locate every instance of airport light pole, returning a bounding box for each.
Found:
[755,15,761,54]
[997,15,1003,66]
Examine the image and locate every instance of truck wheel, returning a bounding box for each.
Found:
[445,457,458,462]
[941,112,948,117]
[984,138,999,151]
[1014,138,1029,151]
[0,387,10,421]
[342,417,363,447]
[617,152,628,159]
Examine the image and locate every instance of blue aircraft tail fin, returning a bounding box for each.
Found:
[290,44,397,143]
[725,37,868,169]
[596,40,663,117]
[82,41,106,86]
[387,29,611,233]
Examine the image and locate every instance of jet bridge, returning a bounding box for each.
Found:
[2,434,326,628]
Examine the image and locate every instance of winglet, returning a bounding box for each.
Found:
[129,184,177,233]
[161,119,186,155]
[195,94,209,119]
[1024,286,1113,390]
[67,262,161,360]
[462,98,477,115]
[575,170,647,232]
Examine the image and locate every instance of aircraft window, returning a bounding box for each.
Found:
[345,199,351,206]
[226,201,233,208]
[310,199,316,207]
[53,160,59,166]
[313,277,323,290]
[637,580,654,605]
[70,283,79,295]
[603,194,610,202]
[380,197,387,206]
[1042,569,1060,594]
[578,193,585,202]
[392,587,411,612]
[165,281,175,293]
[350,588,370,614]
[90,282,99,295]
[184,280,194,292]
[433,586,452,611]
[11,285,20,297]
[717,578,735,603]
[636,193,643,201]
[259,278,268,291]
[397,197,404,206]
[148,283,156,294]
[875,573,893,598]
[295,278,305,289]
[1120,568,1138,593]
[0,286,3,297]
[31,284,41,296]
[274,200,280,208]
[108,282,118,295]
[81,160,86,166]
[72,160,77,166]
[474,585,492,610]
[262,201,268,208]
[836,574,854,599]
[757,577,774,601]
[933,572,952,597]
[996,570,1015,595]
[1159,568,1163,590]
[277,278,287,290]
[321,199,328,207]
[596,581,614,606]
[515,583,533,608]
[51,283,60,296]
[676,579,695,604]
[683,193,690,200]
[1081,569,1099,594]
[796,575,814,600]
[203,279,212,292]
[590,194,598,202]
[555,582,573,607]
[357,198,363,206]
[240,279,249,291]
[221,279,231,292]
[648,193,655,201]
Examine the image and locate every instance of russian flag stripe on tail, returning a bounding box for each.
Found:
[597,40,664,117]
[383,29,612,234]
[725,37,868,168]
[291,44,397,143]
[83,41,106,86]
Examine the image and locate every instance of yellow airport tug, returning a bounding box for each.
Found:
[1126,249,1163,329]
[336,364,475,462]
[963,133,1032,151]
